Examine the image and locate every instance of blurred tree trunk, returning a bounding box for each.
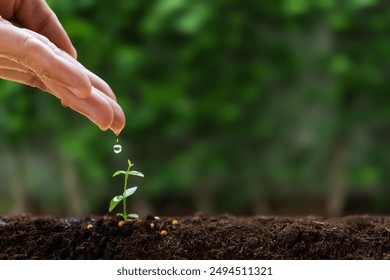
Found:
[60,153,85,217]
[250,182,271,215]
[194,180,214,214]
[10,148,27,214]
[326,141,348,217]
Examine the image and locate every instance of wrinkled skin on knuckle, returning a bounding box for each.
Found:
[20,35,46,73]
[24,74,47,91]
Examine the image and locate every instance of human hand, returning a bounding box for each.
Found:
[0,0,125,135]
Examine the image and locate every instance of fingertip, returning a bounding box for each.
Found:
[59,41,78,59]
[110,119,126,136]
[112,108,126,134]
[98,124,110,132]
[69,45,78,59]
[103,94,126,135]
[91,88,115,130]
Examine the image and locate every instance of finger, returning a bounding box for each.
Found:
[0,56,29,71]
[52,84,125,134]
[0,30,125,133]
[0,24,91,98]
[0,68,47,91]
[87,70,117,101]
[42,78,115,131]
[3,0,77,58]
[0,15,12,25]
[0,66,124,134]
[0,49,124,132]
[98,89,126,135]
[42,76,124,134]
[22,28,118,102]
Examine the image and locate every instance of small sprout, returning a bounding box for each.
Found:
[154,216,160,220]
[118,221,125,227]
[172,219,179,226]
[109,159,144,222]
[86,224,94,230]
[150,223,155,229]
[160,229,168,236]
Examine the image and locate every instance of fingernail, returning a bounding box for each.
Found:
[99,123,109,131]
[110,127,122,136]
[110,118,125,135]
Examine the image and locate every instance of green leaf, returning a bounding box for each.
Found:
[127,159,132,167]
[123,186,138,198]
[113,170,144,177]
[129,170,144,177]
[109,195,123,212]
[127,213,139,219]
[113,170,127,177]
[116,213,126,219]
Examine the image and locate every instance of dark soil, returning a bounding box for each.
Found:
[0,214,389,259]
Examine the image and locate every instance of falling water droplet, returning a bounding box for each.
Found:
[113,139,122,154]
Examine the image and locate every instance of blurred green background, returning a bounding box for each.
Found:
[1,0,390,217]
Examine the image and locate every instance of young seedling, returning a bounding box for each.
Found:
[109,159,144,221]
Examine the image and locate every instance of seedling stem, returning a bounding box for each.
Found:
[109,159,144,221]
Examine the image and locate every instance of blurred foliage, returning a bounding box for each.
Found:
[1,0,390,216]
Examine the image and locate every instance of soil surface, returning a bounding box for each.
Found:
[0,214,389,259]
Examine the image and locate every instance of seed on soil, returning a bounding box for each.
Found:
[86,224,94,230]
[150,223,155,229]
[172,219,179,225]
[146,215,160,221]
[118,221,125,227]
[160,229,168,236]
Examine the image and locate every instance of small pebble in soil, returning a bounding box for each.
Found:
[86,224,94,230]
[63,217,80,228]
[0,220,7,226]
[160,229,168,236]
[118,221,125,227]
[154,216,160,220]
[172,219,179,225]
[150,223,155,229]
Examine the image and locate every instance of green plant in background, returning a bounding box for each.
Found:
[3,0,390,216]
[109,159,144,221]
